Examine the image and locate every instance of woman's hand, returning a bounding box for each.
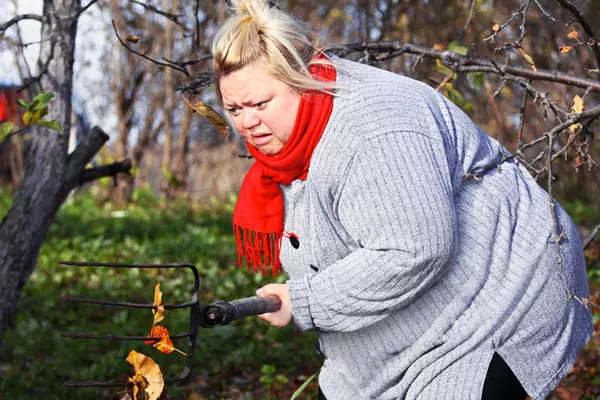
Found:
[256,283,292,327]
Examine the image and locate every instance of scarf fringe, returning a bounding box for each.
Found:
[234,224,282,277]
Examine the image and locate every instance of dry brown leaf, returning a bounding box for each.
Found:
[146,326,188,356]
[517,48,537,71]
[152,282,165,326]
[559,45,573,53]
[126,35,140,44]
[125,350,164,400]
[182,94,229,138]
[567,29,579,39]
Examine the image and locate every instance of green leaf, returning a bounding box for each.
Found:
[16,98,29,109]
[466,72,484,92]
[31,106,48,124]
[448,41,469,56]
[31,92,55,110]
[0,122,14,142]
[436,63,454,77]
[36,119,62,132]
[23,111,32,125]
[290,370,319,400]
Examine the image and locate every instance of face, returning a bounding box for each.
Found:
[219,58,301,156]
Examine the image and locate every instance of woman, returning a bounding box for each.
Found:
[211,1,592,398]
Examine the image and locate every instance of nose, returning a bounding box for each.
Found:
[241,108,260,132]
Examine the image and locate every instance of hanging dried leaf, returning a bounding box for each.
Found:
[492,23,500,32]
[182,94,229,138]
[125,350,164,400]
[517,48,537,71]
[572,95,584,114]
[559,45,573,53]
[126,35,140,44]
[146,326,188,356]
[152,282,165,326]
[567,29,579,40]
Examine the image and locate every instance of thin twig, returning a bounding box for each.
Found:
[0,14,43,34]
[555,0,600,70]
[326,42,600,91]
[131,0,184,27]
[111,19,190,78]
[68,0,99,19]
[459,0,476,43]
[517,81,530,147]
[583,224,600,249]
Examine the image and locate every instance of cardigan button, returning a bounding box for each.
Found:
[289,235,300,249]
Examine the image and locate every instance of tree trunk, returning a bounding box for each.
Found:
[0,0,109,342]
[171,104,193,199]
[160,0,176,198]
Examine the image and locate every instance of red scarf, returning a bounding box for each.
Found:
[233,60,336,276]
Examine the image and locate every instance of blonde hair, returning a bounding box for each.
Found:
[211,0,334,106]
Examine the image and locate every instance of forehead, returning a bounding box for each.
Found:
[219,60,279,105]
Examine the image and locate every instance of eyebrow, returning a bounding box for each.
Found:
[223,97,269,108]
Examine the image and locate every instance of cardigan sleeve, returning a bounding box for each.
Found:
[287,130,457,332]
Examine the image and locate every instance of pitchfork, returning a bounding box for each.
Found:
[58,261,281,388]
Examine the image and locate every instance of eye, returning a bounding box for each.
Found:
[227,107,241,116]
[255,100,269,109]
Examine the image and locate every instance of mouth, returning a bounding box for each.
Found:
[251,133,272,146]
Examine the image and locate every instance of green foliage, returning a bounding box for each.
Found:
[447,41,469,56]
[0,122,14,142]
[0,189,319,399]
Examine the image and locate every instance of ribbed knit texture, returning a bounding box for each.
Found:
[280,59,592,399]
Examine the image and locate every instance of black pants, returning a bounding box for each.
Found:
[317,353,527,400]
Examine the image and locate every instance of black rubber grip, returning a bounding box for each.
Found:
[201,295,281,328]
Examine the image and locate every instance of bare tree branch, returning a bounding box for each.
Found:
[0,14,42,34]
[555,0,600,70]
[130,0,184,27]
[67,0,100,19]
[111,19,191,77]
[328,42,600,91]
[583,224,600,249]
[459,0,476,43]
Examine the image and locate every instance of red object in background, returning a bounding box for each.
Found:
[0,87,24,123]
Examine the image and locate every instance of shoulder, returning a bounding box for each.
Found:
[328,58,448,144]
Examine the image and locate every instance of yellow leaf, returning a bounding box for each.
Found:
[492,23,500,32]
[572,95,584,114]
[182,94,229,138]
[559,45,573,53]
[567,29,579,39]
[433,43,446,51]
[517,48,537,71]
[125,350,164,400]
[22,111,32,125]
[152,282,164,326]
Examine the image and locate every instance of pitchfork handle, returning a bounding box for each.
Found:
[201,295,281,327]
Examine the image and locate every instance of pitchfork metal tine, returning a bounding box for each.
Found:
[59,261,202,386]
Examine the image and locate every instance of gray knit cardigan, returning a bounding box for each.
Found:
[279,58,592,400]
